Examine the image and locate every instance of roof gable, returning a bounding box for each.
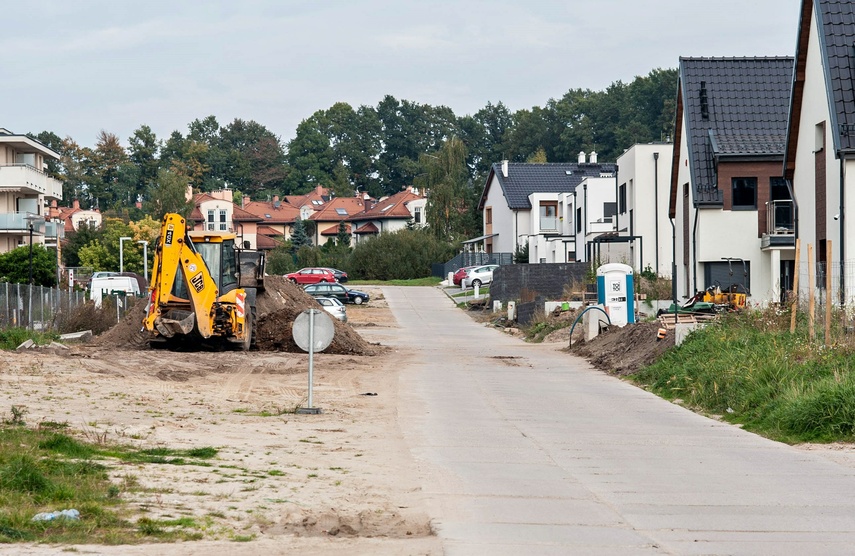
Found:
[483,162,617,211]
[359,190,422,219]
[679,56,794,203]
[817,0,855,152]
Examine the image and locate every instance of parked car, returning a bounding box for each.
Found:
[461,264,499,289]
[323,268,348,283]
[315,297,347,322]
[452,266,476,286]
[285,267,336,285]
[304,283,370,304]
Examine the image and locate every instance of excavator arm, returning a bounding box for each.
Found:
[144,214,220,338]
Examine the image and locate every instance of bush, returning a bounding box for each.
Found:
[348,229,456,280]
[56,301,125,336]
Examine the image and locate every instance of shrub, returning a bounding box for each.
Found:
[348,229,456,280]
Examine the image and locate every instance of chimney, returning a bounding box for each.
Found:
[135,201,142,210]
[501,160,508,178]
[578,151,586,164]
[242,194,250,208]
[73,199,80,210]
[49,200,59,219]
[589,151,598,164]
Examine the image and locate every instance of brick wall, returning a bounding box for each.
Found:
[489,263,588,304]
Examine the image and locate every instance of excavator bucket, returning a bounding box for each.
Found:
[154,310,196,338]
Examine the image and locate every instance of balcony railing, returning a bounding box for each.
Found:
[766,200,794,235]
[539,216,558,232]
[0,164,63,199]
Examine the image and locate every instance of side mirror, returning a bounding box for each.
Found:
[243,241,251,249]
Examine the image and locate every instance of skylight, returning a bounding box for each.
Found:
[381,204,394,212]
[335,208,348,216]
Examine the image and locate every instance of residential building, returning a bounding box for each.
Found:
[242,195,300,248]
[477,158,617,263]
[669,57,795,304]
[0,129,64,252]
[308,196,366,246]
[615,143,674,276]
[783,0,855,303]
[349,186,427,244]
[188,189,264,249]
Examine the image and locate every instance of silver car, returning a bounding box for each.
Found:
[315,296,347,322]
[462,264,499,289]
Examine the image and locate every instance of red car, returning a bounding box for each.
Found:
[285,267,336,285]
[453,266,476,286]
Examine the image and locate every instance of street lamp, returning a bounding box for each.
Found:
[119,237,133,274]
[24,213,43,285]
[137,240,148,282]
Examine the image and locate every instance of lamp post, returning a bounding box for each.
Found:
[137,240,148,282]
[24,214,42,285]
[119,237,132,274]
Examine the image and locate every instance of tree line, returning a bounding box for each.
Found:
[27,67,676,233]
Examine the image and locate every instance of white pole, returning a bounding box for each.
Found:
[307,309,315,409]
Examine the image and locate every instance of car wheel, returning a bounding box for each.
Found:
[354,296,363,305]
[472,279,482,288]
[289,278,297,284]
[320,279,328,283]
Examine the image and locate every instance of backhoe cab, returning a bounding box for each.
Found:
[143,213,265,349]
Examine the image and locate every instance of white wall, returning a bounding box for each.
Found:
[674,118,693,299]
[574,176,616,262]
[482,173,518,254]
[616,143,674,276]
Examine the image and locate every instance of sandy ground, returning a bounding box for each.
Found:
[1,287,441,555]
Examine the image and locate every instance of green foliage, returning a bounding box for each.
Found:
[265,243,297,275]
[631,308,855,443]
[144,168,193,221]
[514,243,529,264]
[0,328,59,351]
[348,229,456,280]
[290,220,312,252]
[421,137,469,241]
[0,245,57,286]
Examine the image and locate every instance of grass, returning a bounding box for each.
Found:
[0,328,60,351]
[630,307,855,443]
[0,417,218,544]
[348,276,442,287]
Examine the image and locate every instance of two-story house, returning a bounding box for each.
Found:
[615,143,674,277]
[0,130,64,252]
[478,158,617,263]
[348,186,427,245]
[784,0,855,304]
[669,57,795,304]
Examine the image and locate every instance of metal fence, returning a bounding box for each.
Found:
[0,282,139,331]
[432,252,514,278]
[792,261,855,308]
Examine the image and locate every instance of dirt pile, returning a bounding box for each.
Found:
[572,320,674,376]
[91,275,376,355]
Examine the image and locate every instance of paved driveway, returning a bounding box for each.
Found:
[384,286,855,555]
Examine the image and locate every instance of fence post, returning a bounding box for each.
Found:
[826,241,833,346]
[791,239,800,334]
[808,243,815,342]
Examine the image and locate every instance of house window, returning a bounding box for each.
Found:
[414,206,422,224]
[732,177,757,209]
[618,183,627,214]
[219,209,227,231]
[603,202,616,221]
[540,202,558,231]
[485,207,492,225]
[207,210,215,231]
[576,207,582,233]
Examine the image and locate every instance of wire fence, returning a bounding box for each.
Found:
[0,282,140,331]
[789,261,855,308]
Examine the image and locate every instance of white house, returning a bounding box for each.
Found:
[477,157,617,263]
[783,0,855,304]
[669,57,795,305]
[615,143,674,277]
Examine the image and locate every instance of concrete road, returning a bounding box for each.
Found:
[382,286,855,555]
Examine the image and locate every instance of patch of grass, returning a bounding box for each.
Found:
[348,276,442,287]
[631,307,855,443]
[0,328,60,351]
[523,319,567,343]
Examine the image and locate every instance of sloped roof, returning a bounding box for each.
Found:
[479,162,617,211]
[232,205,262,222]
[255,234,280,250]
[243,200,300,224]
[285,185,331,208]
[354,222,379,234]
[321,223,351,236]
[818,0,855,152]
[358,189,423,219]
[679,57,793,204]
[307,197,365,222]
[256,225,284,236]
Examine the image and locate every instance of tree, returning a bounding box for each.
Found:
[0,245,57,286]
[290,219,312,253]
[335,221,351,248]
[285,115,334,194]
[144,168,193,221]
[90,130,129,210]
[421,137,469,241]
[127,124,161,199]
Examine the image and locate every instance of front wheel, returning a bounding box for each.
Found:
[353,296,363,305]
[472,279,482,288]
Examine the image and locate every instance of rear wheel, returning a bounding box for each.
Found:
[289,278,297,284]
[240,307,253,351]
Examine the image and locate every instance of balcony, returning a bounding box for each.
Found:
[539,216,558,232]
[761,200,795,248]
[0,164,63,199]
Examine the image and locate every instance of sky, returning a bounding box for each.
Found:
[4,0,803,149]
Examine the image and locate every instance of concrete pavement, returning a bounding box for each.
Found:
[382,286,855,555]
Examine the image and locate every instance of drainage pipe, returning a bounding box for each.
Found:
[567,306,611,349]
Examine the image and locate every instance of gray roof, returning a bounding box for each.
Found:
[679,57,793,204]
[816,0,855,152]
[486,162,617,210]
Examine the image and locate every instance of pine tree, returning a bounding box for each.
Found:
[291,219,312,253]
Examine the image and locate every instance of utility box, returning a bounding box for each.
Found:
[596,263,635,327]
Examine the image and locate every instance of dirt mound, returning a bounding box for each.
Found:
[572,321,674,376]
[91,275,376,355]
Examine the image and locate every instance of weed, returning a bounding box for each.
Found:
[7,406,27,426]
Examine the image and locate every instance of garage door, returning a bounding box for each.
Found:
[704,260,750,293]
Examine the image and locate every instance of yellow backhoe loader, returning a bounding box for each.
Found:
[143,213,265,349]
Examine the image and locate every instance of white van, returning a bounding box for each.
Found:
[90,275,141,308]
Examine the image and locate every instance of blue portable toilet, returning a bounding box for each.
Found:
[596,263,635,327]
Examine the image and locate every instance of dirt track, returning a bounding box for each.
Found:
[3,288,440,555]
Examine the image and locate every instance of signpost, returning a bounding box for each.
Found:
[292,308,335,414]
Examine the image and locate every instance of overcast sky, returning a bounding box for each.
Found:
[5,0,802,148]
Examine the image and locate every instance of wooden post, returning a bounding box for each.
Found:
[826,240,833,346]
[790,239,801,334]
[808,243,815,341]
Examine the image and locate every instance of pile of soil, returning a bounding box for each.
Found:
[91,275,376,355]
[572,320,675,376]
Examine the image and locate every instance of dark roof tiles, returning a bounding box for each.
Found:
[489,162,617,210]
[816,0,855,151]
